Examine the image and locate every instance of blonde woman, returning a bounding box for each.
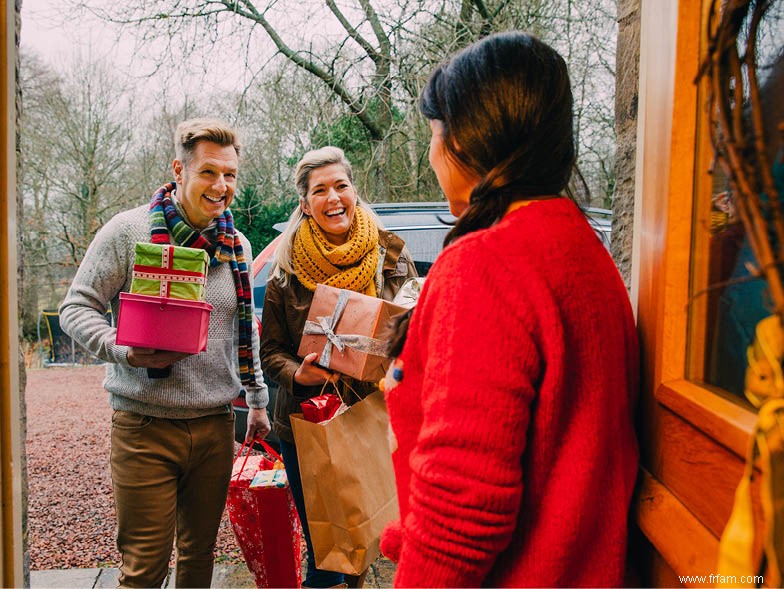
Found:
[259,146,416,587]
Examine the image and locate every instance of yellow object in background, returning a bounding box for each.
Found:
[717,315,784,588]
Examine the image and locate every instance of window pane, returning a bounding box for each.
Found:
[686,4,784,399]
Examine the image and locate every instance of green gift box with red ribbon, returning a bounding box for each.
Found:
[130,243,210,301]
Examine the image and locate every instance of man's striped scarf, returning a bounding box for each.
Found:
[149,182,256,387]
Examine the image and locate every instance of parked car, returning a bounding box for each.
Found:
[233,202,613,445]
[232,202,456,445]
[586,207,612,249]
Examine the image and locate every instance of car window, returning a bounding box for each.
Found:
[390,227,448,266]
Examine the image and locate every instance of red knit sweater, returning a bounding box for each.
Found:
[381,198,638,587]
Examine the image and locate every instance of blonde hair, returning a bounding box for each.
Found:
[174,118,241,165]
[270,146,383,285]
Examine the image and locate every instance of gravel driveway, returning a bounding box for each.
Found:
[26,365,245,570]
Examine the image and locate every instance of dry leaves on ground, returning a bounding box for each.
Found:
[26,365,245,570]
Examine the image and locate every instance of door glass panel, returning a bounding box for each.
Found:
[686,4,784,399]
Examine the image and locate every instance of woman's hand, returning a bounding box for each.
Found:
[294,352,338,386]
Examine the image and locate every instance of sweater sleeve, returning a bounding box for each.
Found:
[258,276,301,397]
[59,216,133,366]
[394,244,541,588]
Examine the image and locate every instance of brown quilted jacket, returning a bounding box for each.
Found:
[259,230,417,443]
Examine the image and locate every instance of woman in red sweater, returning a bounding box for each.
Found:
[380,32,639,587]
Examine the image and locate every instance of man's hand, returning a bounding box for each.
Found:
[245,407,271,442]
[294,352,338,386]
[127,347,191,369]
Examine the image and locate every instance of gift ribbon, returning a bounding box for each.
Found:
[132,245,207,297]
[302,289,391,368]
[133,266,206,285]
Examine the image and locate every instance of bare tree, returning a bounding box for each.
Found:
[19,52,61,333]
[46,59,140,266]
[20,51,144,332]
[73,0,546,199]
[62,0,617,206]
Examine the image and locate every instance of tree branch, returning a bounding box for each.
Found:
[221,0,383,139]
[325,0,380,63]
[358,0,391,60]
[491,0,513,19]
[700,0,784,316]
[472,0,491,20]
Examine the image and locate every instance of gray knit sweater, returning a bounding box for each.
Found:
[59,204,268,418]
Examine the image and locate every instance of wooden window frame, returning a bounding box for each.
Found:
[636,0,756,459]
[652,0,756,455]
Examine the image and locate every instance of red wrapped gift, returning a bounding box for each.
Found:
[301,393,344,423]
[227,439,302,588]
[298,284,407,382]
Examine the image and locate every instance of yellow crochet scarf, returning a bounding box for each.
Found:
[292,207,379,297]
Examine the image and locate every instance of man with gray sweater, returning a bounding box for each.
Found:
[60,118,269,588]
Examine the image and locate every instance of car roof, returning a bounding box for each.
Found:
[372,202,456,231]
[272,202,612,231]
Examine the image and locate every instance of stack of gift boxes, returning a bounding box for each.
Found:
[115,243,213,354]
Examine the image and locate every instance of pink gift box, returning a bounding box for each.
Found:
[115,292,212,354]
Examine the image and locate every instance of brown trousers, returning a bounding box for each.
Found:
[110,410,235,588]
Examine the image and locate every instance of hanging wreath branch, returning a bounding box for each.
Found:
[699,0,784,317]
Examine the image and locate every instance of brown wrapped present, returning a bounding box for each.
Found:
[298,284,407,382]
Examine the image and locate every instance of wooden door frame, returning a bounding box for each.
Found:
[0,0,24,584]
[632,0,757,582]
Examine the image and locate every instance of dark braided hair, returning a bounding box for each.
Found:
[420,31,577,246]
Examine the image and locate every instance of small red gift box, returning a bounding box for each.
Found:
[298,284,407,382]
[302,393,344,423]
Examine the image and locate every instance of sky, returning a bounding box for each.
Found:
[20,0,74,58]
[20,0,145,71]
[19,0,369,100]
[21,0,294,99]
[21,0,247,97]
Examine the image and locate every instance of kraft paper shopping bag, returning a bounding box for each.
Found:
[290,390,399,575]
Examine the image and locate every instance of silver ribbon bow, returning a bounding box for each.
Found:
[303,289,391,368]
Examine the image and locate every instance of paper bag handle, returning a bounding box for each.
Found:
[318,378,363,405]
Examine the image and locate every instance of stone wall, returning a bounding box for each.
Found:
[612,0,640,287]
